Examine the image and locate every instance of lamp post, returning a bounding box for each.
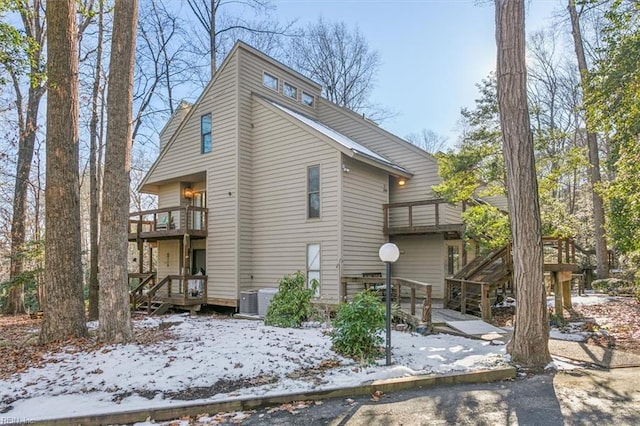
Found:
[378,242,400,366]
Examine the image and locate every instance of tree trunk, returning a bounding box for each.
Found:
[98,0,138,343]
[88,0,105,321]
[210,0,216,77]
[495,0,551,368]
[40,0,87,343]
[5,1,46,316]
[568,0,609,280]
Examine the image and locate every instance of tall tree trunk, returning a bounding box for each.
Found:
[5,0,46,315]
[88,0,105,321]
[568,0,609,279]
[496,0,550,368]
[98,0,138,343]
[40,0,87,343]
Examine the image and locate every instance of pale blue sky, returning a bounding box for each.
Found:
[273,0,564,148]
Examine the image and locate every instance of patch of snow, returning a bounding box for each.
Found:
[1,315,509,421]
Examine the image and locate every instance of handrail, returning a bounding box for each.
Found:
[340,276,432,325]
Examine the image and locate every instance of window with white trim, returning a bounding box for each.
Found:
[307,243,320,296]
[302,92,315,107]
[262,72,278,91]
[307,165,320,219]
[284,82,297,99]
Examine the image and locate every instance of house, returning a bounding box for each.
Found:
[129,41,473,314]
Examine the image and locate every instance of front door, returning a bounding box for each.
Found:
[192,249,206,275]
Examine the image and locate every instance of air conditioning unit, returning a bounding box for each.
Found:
[258,288,279,317]
[239,290,258,315]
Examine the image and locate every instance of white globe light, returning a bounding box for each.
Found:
[379,243,400,263]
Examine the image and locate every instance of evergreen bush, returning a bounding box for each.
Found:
[264,271,317,328]
[331,290,385,364]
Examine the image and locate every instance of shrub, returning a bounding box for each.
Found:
[592,278,638,295]
[264,272,317,328]
[331,290,385,364]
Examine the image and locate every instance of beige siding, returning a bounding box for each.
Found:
[250,99,341,302]
[391,234,445,299]
[317,99,465,226]
[236,48,323,292]
[158,102,191,152]
[341,156,388,276]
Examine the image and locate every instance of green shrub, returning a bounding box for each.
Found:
[592,278,638,295]
[264,272,317,328]
[331,290,385,364]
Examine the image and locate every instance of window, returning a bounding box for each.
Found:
[307,243,320,296]
[302,92,315,107]
[262,72,278,91]
[447,245,460,276]
[284,82,297,99]
[201,113,212,153]
[307,165,320,218]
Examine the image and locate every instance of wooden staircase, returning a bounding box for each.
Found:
[444,237,582,321]
[133,299,171,316]
[129,273,208,316]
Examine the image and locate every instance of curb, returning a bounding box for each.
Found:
[28,367,516,426]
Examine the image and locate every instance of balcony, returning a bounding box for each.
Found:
[383,199,463,237]
[128,206,208,242]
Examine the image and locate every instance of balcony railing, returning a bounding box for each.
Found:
[128,206,208,241]
[383,199,463,236]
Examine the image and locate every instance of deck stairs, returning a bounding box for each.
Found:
[133,299,171,316]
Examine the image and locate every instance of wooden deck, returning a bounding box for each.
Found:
[383,199,463,238]
[128,206,208,242]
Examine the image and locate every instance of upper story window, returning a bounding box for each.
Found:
[302,92,315,108]
[307,165,320,219]
[284,82,297,99]
[201,113,212,153]
[263,72,278,91]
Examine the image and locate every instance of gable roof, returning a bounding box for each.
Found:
[258,97,412,178]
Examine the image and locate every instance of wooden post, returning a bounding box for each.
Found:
[422,285,432,326]
[481,283,491,321]
[553,271,563,317]
[383,205,389,234]
[560,270,572,310]
[410,287,416,316]
[461,280,467,314]
[444,279,450,308]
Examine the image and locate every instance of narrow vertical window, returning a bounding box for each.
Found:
[307,243,320,296]
[447,245,460,275]
[307,165,320,219]
[201,113,212,153]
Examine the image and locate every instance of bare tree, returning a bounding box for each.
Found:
[405,129,448,154]
[87,0,106,321]
[187,0,295,78]
[40,0,88,343]
[496,0,550,368]
[98,0,138,343]
[568,0,609,279]
[2,0,46,315]
[289,19,382,116]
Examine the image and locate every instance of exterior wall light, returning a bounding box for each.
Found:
[397,178,407,186]
[184,187,194,199]
[378,242,400,365]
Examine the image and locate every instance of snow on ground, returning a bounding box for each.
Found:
[546,291,625,308]
[1,314,509,421]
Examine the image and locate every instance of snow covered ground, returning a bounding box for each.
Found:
[1,314,511,421]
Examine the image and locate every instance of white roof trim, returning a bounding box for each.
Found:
[265,99,410,175]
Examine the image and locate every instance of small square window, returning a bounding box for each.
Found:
[284,82,297,99]
[263,72,278,91]
[302,92,314,107]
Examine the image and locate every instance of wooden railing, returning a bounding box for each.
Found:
[341,276,432,326]
[444,278,492,321]
[128,206,208,240]
[129,273,208,314]
[129,272,156,312]
[383,199,463,236]
[542,237,576,265]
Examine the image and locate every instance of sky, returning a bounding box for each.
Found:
[271,0,565,148]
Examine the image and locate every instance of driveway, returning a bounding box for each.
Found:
[232,367,640,425]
